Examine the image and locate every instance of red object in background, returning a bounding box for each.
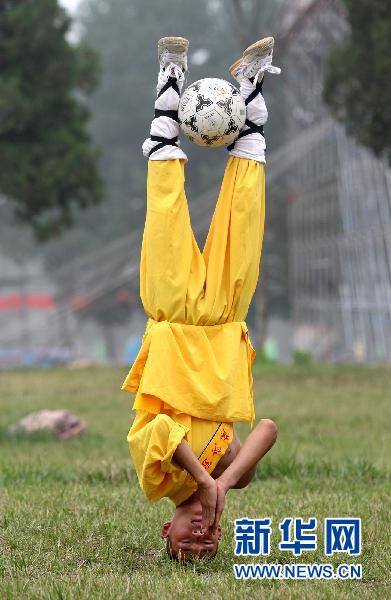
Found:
[0,294,22,310]
[0,290,135,312]
[27,294,56,309]
[0,294,56,311]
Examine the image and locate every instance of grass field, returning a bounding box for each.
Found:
[0,364,390,599]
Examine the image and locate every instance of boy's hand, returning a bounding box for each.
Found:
[197,474,218,531]
[213,478,229,531]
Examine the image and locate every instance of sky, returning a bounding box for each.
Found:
[58,0,83,41]
[59,0,80,15]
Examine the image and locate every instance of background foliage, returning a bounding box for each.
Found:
[0,0,102,239]
[323,0,391,163]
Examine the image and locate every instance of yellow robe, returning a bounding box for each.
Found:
[123,156,265,504]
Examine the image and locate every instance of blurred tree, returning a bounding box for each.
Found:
[231,0,263,47]
[0,0,103,239]
[323,0,391,163]
[230,0,283,48]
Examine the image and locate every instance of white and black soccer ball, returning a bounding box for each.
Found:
[178,78,245,148]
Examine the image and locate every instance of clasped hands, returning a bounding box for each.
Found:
[197,472,230,533]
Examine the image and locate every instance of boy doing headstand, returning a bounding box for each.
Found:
[122,36,280,561]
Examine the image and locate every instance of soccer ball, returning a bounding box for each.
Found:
[178,78,245,148]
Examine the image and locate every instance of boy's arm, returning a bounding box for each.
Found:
[173,439,217,531]
[213,419,277,528]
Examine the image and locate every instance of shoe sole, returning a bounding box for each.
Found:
[158,36,189,58]
[229,58,241,76]
[243,36,274,58]
[229,36,275,77]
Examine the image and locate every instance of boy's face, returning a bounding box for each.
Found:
[161,499,222,560]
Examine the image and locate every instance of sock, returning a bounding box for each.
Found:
[142,66,187,161]
[228,76,268,163]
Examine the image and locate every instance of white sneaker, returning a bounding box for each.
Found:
[158,36,189,84]
[229,36,281,84]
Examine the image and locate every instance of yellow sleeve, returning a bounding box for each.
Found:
[127,411,190,502]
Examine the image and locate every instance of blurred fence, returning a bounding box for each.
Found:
[267,117,391,362]
[273,0,391,362]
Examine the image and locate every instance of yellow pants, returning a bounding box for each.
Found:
[141,156,265,324]
[123,156,265,423]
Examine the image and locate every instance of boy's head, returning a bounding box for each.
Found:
[161,497,221,561]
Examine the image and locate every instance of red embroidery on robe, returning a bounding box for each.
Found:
[212,444,222,456]
[220,429,230,441]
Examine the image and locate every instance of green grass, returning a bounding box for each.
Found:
[0,364,390,599]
